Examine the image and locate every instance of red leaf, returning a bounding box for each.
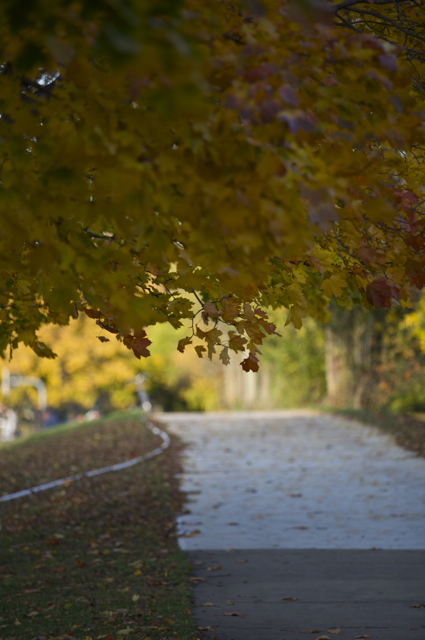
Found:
[366,278,399,308]
[357,247,378,266]
[241,353,259,373]
[84,308,99,319]
[75,560,87,568]
[131,331,152,359]
[394,190,418,210]
[406,236,425,253]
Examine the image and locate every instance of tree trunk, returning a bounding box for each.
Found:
[324,309,372,408]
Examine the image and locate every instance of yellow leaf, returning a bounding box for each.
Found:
[321,275,348,298]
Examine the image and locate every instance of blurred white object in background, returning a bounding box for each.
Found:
[0,404,17,442]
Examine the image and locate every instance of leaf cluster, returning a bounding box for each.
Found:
[1,1,425,367]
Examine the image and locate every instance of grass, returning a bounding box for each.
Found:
[0,412,200,640]
[321,407,425,457]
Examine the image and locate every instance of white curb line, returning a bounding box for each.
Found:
[0,416,170,504]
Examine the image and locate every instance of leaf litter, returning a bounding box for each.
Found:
[0,413,199,640]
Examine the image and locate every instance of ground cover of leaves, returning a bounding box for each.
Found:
[324,408,425,458]
[0,412,200,640]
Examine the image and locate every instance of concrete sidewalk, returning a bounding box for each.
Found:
[159,411,425,639]
[189,549,425,640]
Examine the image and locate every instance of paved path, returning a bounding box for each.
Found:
[164,411,425,550]
[160,411,425,639]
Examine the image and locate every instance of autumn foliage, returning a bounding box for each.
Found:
[0,1,424,370]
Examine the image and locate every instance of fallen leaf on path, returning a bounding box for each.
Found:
[223,612,246,617]
[315,636,329,640]
[290,493,303,498]
[198,626,214,631]
[226,600,236,605]
[410,604,425,608]
[235,559,248,563]
[227,522,239,526]
[206,565,222,571]
[184,529,201,537]
[201,603,214,606]
[282,596,299,601]
[327,628,341,634]
[300,631,321,634]
[354,635,371,639]
[190,577,205,583]
[293,526,309,530]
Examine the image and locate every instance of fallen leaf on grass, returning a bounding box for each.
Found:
[23,588,39,594]
[223,612,246,617]
[117,629,133,635]
[76,560,88,567]
[131,595,140,602]
[26,611,38,617]
[282,596,299,601]
[54,566,65,572]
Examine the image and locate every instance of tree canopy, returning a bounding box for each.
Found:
[1,0,424,371]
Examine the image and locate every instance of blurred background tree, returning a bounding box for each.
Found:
[2,295,425,429]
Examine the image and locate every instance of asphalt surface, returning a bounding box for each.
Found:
[159,411,425,640]
[189,549,425,640]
